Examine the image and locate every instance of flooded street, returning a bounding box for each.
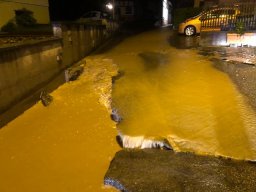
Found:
[108,29,256,160]
[1,28,256,192]
[0,59,119,192]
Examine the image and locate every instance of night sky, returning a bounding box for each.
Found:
[49,0,108,20]
[49,0,194,21]
[173,0,194,8]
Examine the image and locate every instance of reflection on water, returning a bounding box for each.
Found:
[109,29,256,160]
[139,52,169,70]
[168,32,200,49]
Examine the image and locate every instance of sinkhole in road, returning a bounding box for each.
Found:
[108,29,256,160]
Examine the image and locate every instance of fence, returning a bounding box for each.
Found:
[201,0,256,32]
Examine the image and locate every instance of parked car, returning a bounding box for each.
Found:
[77,11,109,22]
[178,7,240,36]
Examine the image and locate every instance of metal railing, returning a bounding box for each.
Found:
[201,0,256,32]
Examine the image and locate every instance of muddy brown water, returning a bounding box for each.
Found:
[109,29,256,160]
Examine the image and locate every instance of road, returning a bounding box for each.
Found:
[110,29,256,160]
[0,28,256,192]
[0,59,119,192]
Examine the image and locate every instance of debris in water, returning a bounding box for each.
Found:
[162,139,172,150]
[104,178,127,192]
[111,109,122,123]
[116,135,123,148]
[65,65,84,82]
[40,91,53,107]
[119,134,172,150]
[112,70,125,84]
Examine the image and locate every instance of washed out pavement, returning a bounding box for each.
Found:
[1,28,256,192]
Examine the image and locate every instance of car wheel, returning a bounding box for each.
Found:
[184,26,196,36]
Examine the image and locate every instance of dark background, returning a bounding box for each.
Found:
[49,0,108,20]
[49,0,194,21]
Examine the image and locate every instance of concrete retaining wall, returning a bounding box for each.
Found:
[0,39,63,114]
[0,22,118,115]
[200,31,256,47]
[199,31,228,47]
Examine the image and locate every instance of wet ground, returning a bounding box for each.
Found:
[0,69,66,128]
[211,57,256,110]
[105,149,256,192]
[1,28,256,191]
[0,59,119,192]
[168,33,200,49]
[105,29,256,191]
[110,29,256,160]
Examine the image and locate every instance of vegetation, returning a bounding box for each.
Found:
[1,21,17,32]
[15,8,37,27]
[173,7,202,28]
[1,8,51,34]
[1,8,37,33]
[235,21,245,36]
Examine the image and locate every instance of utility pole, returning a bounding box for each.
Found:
[112,0,115,20]
[194,0,201,7]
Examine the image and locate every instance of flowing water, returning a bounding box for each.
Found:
[1,28,256,191]
[108,29,256,160]
[0,59,119,192]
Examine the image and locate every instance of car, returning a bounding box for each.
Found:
[77,11,109,22]
[178,7,240,36]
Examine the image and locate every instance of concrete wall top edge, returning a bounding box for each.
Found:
[52,21,107,27]
[0,37,62,53]
[201,30,256,34]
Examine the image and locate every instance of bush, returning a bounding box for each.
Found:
[235,21,245,36]
[1,21,16,32]
[1,8,38,33]
[15,8,37,27]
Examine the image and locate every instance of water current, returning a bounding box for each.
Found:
[1,28,256,192]
[108,29,256,160]
[0,59,119,192]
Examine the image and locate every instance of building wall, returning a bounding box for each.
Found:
[0,39,62,113]
[194,0,211,7]
[115,0,135,21]
[218,0,235,5]
[0,22,119,115]
[194,0,201,7]
[0,0,50,27]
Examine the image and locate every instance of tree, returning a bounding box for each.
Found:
[15,8,37,27]
[1,8,37,32]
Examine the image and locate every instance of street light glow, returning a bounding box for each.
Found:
[106,3,113,10]
[162,0,168,25]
